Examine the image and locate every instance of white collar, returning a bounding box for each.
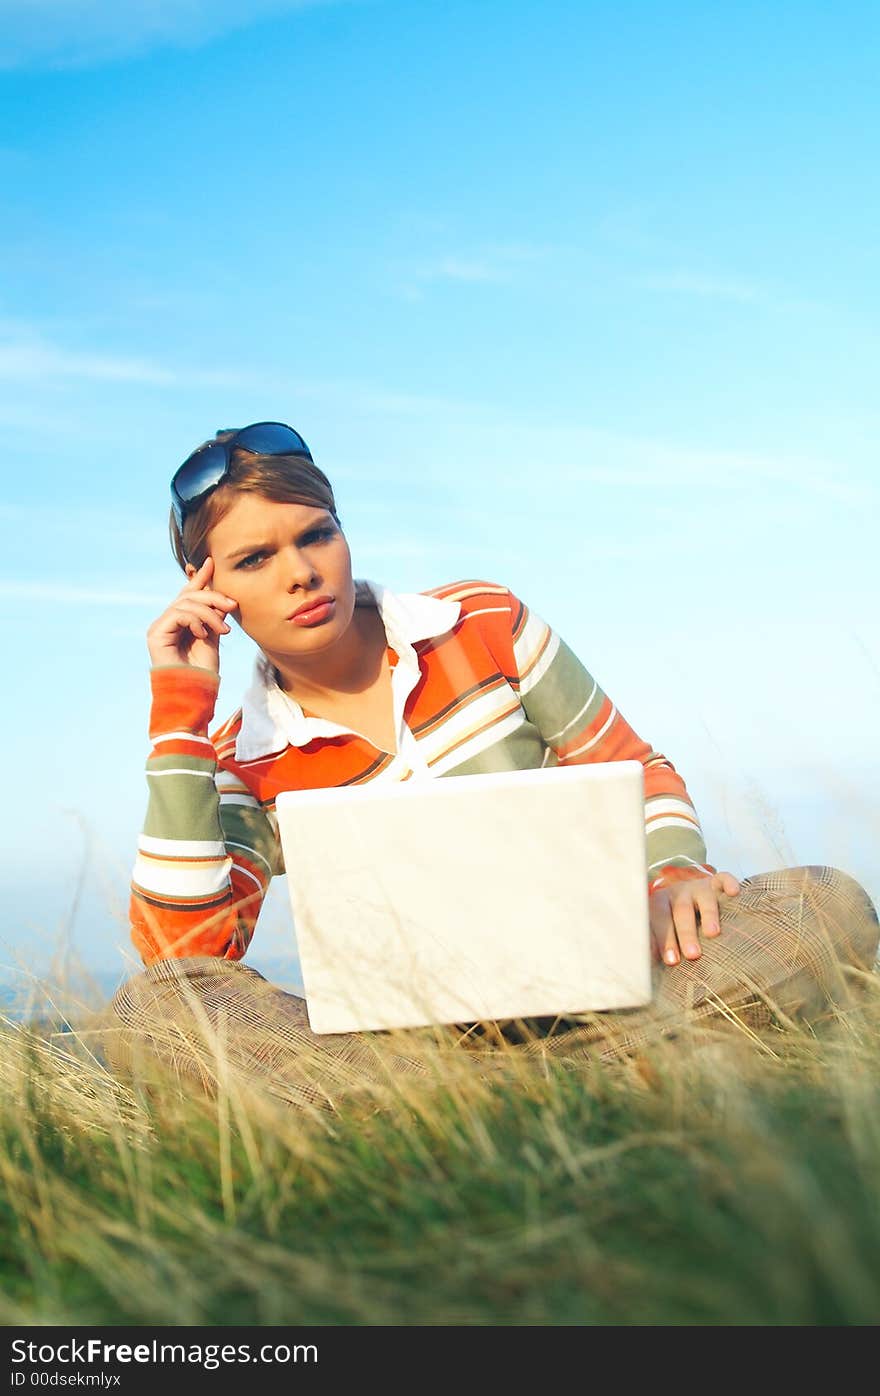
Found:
[234,578,461,761]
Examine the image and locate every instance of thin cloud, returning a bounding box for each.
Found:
[561,436,877,507]
[354,538,484,563]
[634,271,763,303]
[0,0,339,71]
[0,341,177,385]
[0,502,167,554]
[418,257,510,285]
[0,580,162,606]
[397,244,551,300]
[350,385,468,416]
[0,334,249,387]
[0,329,870,511]
[0,328,471,405]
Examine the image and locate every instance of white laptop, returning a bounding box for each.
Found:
[275,760,652,1035]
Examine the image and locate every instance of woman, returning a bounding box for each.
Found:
[107,422,879,1109]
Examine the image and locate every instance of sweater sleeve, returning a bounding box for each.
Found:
[507,591,716,892]
[129,666,282,965]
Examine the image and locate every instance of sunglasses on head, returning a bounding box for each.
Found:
[170,421,314,532]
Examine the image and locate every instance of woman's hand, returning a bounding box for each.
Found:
[146,558,238,673]
[649,871,741,966]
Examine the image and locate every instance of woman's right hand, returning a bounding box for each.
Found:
[146,558,238,672]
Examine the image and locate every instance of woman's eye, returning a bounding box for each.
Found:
[234,529,334,568]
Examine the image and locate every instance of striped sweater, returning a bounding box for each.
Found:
[131,578,715,964]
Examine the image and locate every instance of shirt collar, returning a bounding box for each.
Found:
[234,578,461,762]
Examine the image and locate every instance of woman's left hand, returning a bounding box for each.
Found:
[649,871,741,966]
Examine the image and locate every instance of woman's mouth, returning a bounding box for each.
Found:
[287,599,335,627]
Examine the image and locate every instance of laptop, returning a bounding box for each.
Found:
[275,760,652,1034]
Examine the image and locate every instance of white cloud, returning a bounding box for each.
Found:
[0,333,251,387]
[0,327,470,406]
[397,244,551,300]
[0,324,872,512]
[0,0,339,70]
[634,271,763,303]
[560,435,877,507]
[0,580,162,605]
[0,340,177,385]
[354,537,492,563]
[417,257,509,285]
[0,502,168,554]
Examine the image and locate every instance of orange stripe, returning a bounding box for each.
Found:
[211,707,243,745]
[151,738,216,760]
[646,810,699,828]
[137,850,228,865]
[426,579,508,601]
[414,674,510,739]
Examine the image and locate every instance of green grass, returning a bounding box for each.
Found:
[2,979,880,1326]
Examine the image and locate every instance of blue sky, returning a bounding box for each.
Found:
[1,0,877,988]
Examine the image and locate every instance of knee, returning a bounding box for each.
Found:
[792,865,879,968]
[798,865,878,916]
[111,955,260,1029]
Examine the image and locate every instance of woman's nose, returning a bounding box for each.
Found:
[283,546,318,590]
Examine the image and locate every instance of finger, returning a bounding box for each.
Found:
[192,589,238,612]
[176,609,214,642]
[671,894,701,960]
[170,599,231,627]
[713,871,741,898]
[176,591,236,619]
[183,567,209,595]
[166,604,230,637]
[660,920,679,966]
[184,558,223,596]
[696,887,722,938]
[184,557,211,587]
[650,894,680,966]
[164,610,208,642]
[180,584,237,611]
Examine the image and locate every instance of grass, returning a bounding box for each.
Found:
[2,966,880,1326]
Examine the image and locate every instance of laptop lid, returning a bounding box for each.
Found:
[276,760,652,1034]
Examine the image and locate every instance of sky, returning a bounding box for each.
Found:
[0,0,877,992]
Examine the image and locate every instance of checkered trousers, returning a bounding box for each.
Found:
[103,865,879,1111]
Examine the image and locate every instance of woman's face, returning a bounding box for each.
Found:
[200,493,357,664]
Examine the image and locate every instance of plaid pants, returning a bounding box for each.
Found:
[102,865,879,1111]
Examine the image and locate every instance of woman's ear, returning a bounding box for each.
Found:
[184,563,197,581]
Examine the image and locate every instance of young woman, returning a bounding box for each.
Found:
[107,422,879,1109]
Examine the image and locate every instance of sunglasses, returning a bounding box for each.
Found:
[170,421,314,531]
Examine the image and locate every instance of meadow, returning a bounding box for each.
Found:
[1,949,879,1327]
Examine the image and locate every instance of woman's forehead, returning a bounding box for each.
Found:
[210,494,332,544]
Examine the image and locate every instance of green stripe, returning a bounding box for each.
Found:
[646,825,709,876]
[520,638,605,747]
[443,722,551,776]
[220,804,283,877]
[143,769,223,842]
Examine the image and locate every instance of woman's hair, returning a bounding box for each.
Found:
[169,432,340,571]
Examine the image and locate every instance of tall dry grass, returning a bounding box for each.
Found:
[1,953,879,1325]
[3,770,878,1325]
